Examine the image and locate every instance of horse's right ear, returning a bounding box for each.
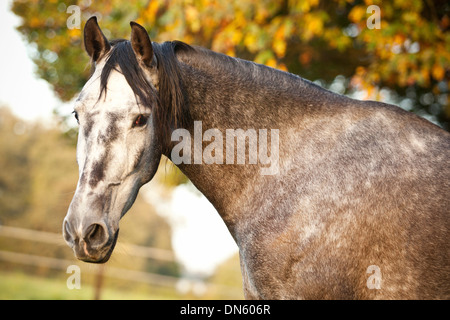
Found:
[84,16,111,62]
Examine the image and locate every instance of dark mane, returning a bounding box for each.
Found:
[98,39,192,150]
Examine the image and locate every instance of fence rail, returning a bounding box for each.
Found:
[0,225,176,261]
[0,225,242,299]
[0,249,180,287]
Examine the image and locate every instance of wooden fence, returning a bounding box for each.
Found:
[0,225,242,299]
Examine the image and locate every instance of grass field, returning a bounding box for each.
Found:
[0,270,184,300]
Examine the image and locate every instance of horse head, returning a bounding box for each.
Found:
[63,17,162,263]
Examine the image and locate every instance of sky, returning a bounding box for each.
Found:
[0,0,63,123]
[0,0,238,276]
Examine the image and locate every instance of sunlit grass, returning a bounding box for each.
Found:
[0,270,180,300]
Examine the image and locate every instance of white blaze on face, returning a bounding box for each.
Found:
[70,62,157,232]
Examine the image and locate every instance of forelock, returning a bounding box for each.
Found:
[99,39,157,109]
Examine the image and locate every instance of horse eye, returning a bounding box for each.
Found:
[133,114,148,128]
[73,111,79,124]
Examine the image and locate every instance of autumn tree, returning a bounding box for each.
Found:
[11,0,449,130]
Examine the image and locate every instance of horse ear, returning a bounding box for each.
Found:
[84,16,111,62]
[130,21,153,67]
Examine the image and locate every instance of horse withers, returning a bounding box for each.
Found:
[63,17,450,299]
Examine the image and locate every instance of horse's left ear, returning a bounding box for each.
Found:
[130,22,153,67]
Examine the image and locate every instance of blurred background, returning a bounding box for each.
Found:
[0,0,448,299]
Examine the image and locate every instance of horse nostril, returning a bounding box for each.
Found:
[63,220,75,245]
[83,223,107,248]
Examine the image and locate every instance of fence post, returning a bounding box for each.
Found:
[94,264,105,300]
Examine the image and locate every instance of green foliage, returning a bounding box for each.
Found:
[0,107,32,221]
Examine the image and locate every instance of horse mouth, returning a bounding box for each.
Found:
[77,229,119,264]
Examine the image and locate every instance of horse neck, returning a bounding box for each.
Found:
[162,48,330,231]
[177,47,326,127]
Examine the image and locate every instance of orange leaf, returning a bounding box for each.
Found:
[348,6,366,23]
[431,64,445,81]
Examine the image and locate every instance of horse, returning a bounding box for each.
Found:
[63,16,450,299]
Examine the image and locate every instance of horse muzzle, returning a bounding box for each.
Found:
[63,218,119,263]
